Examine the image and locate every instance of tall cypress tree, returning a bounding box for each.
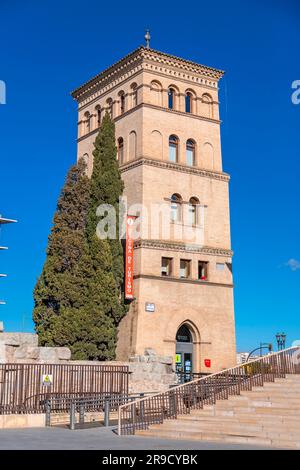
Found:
[83,112,128,360]
[33,158,91,350]
[33,113,127,360]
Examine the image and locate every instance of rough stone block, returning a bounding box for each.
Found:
[156,355,173,365]
[129,356,140,363]
[144,348,156,356]
[0,333,38,348]
[56,348,71,360]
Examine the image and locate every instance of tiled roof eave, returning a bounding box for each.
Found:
[71,47,225,101]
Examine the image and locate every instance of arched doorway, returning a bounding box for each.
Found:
[176,324,193,382]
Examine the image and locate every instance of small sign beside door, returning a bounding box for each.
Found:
[175,353,182,364]
[204,358,211,368]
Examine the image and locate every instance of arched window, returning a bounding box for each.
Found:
[82,153,89,166]
[169,135,179,162]
[185,92,192,113]
[84,112,91,133]
[117,137,124,164]
[176,324,192,343]
[186,139,195,166]
[95,105,101,127]
[131,83,138,107]
[188,197,199,225]
[150,80,163,106]
[119,91,125,115]
[107,98,113,118]
[202,93,213,118]
[129,131,137,159]
[168,87,175,109]
[170,193,182,222]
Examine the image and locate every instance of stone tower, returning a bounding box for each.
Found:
[71,46,236,374]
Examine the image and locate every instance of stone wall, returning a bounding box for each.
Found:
[128,348,177,393]
[0,332,71,363]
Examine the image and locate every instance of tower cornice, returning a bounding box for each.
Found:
[71,47,225,103]
[120,156,230,183]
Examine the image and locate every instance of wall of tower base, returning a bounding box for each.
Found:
[116,277,236,374]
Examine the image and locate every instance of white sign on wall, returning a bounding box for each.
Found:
[145,302,155,313]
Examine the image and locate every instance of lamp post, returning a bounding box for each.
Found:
[276,332,286,351]
[246,343,273,362]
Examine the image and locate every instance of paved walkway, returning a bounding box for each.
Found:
[0,426,272,450]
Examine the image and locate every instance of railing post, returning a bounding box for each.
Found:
[131,402,136,433]
[139,393,145,420]
[45,399,51,427]
[118,406,122,435]
[69,402,76,430]
[79,404,85,425]
[104,398,110,426]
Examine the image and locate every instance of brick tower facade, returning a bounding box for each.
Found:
[72,46,236,374]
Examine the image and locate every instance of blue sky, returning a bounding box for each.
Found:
[0,0,299,351]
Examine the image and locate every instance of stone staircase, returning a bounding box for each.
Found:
[136,375,300,448]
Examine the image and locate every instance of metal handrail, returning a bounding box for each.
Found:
[118,347,300,435]
[44,391,157,429]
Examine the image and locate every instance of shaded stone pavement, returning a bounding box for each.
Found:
[0,425,274,450]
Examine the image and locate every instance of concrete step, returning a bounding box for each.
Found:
[215,399,300,410]
[215,407,300,417]
[137,426,300,449]
[177,412,300,426]
[240,388,300,399]
[136,428,280,448]
[158,418,300,434]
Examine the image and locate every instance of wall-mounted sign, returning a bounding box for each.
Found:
[125,215,135,300]
[204,359,211,368]
[42,374,53,387]
[145,302,155,312]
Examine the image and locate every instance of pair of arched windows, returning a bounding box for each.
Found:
[171,194,199,225]
[168,88,194,113]
[169,136,195,166]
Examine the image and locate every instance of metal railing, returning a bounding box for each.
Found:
[0,363,129,414]
[175,372,210,384]
[118,347,300,435]
[45,391,157,429]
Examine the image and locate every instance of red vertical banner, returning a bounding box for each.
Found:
[125,215,135,300]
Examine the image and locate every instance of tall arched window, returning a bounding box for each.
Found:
[131,83,138,107]
[84,112,91,133]
[169,135,179,162]
[176,324,192,343]
[117,137,124,164]
[202,93,213,118]
[150,80,163,106]
[119,91,125,115]
[185,92,192,113]
[129,131,137,159]
[168,87,175,109]
[186,139,195,166]
[107,98,113,118]
[188,197,199,225]
[170,193,182,222]
[95,105,101,127]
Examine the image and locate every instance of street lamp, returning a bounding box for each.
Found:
[276,332,286,351]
